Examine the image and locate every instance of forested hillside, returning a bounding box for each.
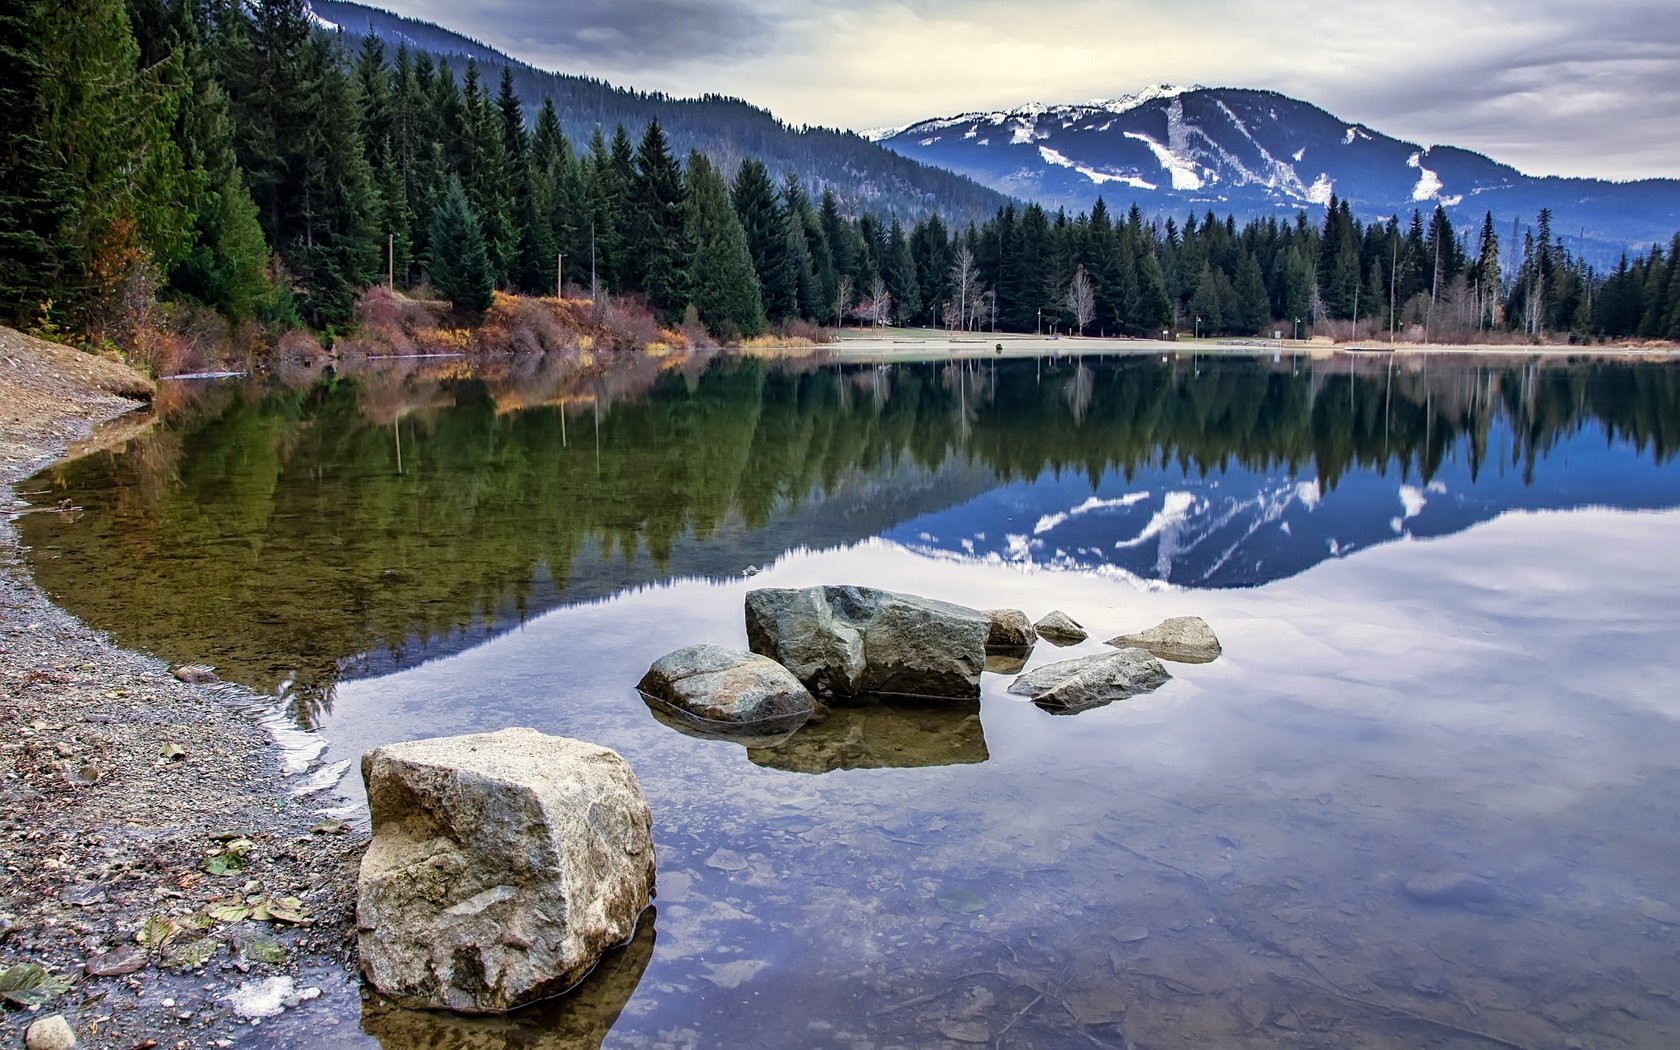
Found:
[1,0,1676,351]
[307,0,1009,225]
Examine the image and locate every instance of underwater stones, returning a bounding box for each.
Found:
[24,1016,77,1050]
[1402,871,1497,906]
[745,585,989,699]
[1006,649,1172,712]
[981,608,1037,649]
[637,644,816,724]
[1033,610,1088,646]
[1106,616,1223,664]
[171,664,219,684]
[357,728,653,1014]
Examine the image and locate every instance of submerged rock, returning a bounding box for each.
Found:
[1106,616,1222,663]
[1033,610,1088,646]
[357,728,654,1014]
[982,608,1037,649]
[745,585,989,699]
[1402,871,1496,906]
[983,649,1031,676]
[1006,649,1171,712]
[637,644,815,724]
[171,663,219,684]
[747,697,988,773]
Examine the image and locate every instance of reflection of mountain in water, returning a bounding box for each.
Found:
[21,353,1680,722]
[892,409,1680,587]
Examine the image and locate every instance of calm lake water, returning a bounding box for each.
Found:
[19,350,1680,1048]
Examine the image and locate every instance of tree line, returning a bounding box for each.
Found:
[4,0,1679,346]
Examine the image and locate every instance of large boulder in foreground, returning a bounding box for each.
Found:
[1007,649,1171,712]
[1033,610,1088,646]
[637,644,816,724]
[1106,616,1222,663]
[746,585,989,699]
[982,608,1037,649]
[357,728,654,1014]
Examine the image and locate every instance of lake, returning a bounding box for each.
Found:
[19,349,1680,1048]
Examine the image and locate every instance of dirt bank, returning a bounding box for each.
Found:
[1,328,359,1048]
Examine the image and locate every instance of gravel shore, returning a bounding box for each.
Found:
[1,328,360,1048]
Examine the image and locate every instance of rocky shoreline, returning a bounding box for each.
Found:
[1,328,359,1048]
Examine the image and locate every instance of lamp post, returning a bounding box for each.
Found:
[1293,316,1301,340]
[1195,316,1202,340]
[1036,307,1042,336]
[556,252,566,299]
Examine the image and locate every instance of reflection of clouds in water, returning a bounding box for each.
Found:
[323,508,1680,1048]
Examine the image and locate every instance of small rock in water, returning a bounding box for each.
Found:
[1114,925,1150,943]
[981,608,1036,649]
[637,644,815,724]
[1105,616,1223,664]
[224,976,295,1019]
[1411,972,1452,997]
[1402,871,1497,906]
[172,664,219,684]
[1007,649,1171,712]
[705,848,748,872]
[24,1015,78,1050]
[1033,610,1087,645]
[1637,898,1680,925]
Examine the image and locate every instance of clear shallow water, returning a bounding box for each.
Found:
[18,352,1680,1047]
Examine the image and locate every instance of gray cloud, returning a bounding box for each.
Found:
[396,0,779,64]
[383,0,1680,181]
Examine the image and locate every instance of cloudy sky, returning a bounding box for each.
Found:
[382,0,1678,181]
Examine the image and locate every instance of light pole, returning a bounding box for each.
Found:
[1195,316,1202,339]
[1037,307,1042,336]
[556,252,566,298]
[1293,316,1300,340]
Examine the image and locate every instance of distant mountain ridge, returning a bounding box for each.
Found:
[870,86,1680,262]
[307,0,1009,222]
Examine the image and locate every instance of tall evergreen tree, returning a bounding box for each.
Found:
[0,0,78,323]
[627,118,687,315]
[428,175,492,313]
[684,151,764,338]
[730,158,795,322]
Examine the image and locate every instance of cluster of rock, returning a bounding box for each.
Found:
[351,586,1224,1019]
[640,585,1224,724]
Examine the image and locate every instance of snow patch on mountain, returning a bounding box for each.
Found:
[1125,132,1203,190]
[1306,173,1335,205]
[1408,152,1443,201]
[1037,146,1157,189]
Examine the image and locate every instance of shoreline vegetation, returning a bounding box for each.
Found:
[7,0,1680,386]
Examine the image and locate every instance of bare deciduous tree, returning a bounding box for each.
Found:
[1065,264,1095,336]
[949,246,983,332]
[834,274,853,328]
[867,275,892,327]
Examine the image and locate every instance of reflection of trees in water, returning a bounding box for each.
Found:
[21,354,1680,728]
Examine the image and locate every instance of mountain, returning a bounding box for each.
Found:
[869,86,1680,262]
[307,0,1009,222]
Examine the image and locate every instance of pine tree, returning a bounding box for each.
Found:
[882,217,921,325]
[683,151,764,338]
[627,118,687,315]
[1234,251,1270,334]
[0,0,78,322]
[729,158,795,321]
[429,176,493,313]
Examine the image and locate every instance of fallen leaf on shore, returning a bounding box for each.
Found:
[85,946,148,977]
[164,938,218,971]
[0,962,72,1006]
[206,903,251,923]
[136,915,181,950]
[251,897,310,924]
[243,939,287,966]
[159,742,187,762]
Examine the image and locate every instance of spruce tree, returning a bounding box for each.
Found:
[628,118,687,315]
[683,151,764,338]
[0,0,77,323]
[429,176,493,314]
[730,158,795,321]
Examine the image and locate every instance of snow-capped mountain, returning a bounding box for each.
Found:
[871,87,1680,259]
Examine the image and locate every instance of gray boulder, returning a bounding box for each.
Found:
[637,644,815,724]
[1033,610,1088,645]
[746,586,989,699]
[1106,616,1222,663]
[1007,648,1171,712]
[982,608,1037,649]
[357,728,654,1014]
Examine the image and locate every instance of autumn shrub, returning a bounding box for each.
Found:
[598,297,664,352]
[477,292,582,355]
